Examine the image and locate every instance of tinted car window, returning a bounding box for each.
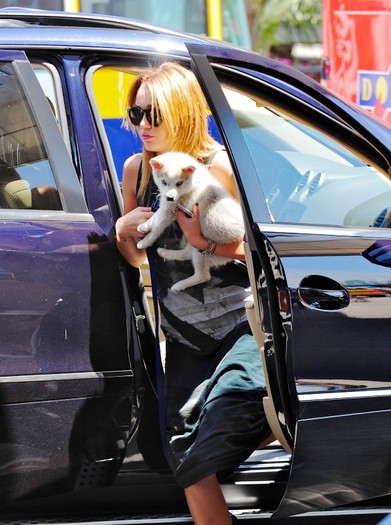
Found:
[223,86,391,228]
[0,61,62,210]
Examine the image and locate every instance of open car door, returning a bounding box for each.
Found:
[0,50,136,501]
[188,45,391,517]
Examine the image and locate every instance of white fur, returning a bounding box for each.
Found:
[137,151,245,291]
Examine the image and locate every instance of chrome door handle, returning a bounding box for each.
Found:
[298,284,350,310]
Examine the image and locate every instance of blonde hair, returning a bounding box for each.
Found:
[125,62,221,197]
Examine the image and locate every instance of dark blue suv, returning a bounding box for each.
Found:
[0,8,391,524]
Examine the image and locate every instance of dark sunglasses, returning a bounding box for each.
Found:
[127,105,160,127]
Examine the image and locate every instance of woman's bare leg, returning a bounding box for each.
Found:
[184,473,232,525]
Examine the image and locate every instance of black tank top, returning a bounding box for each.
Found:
[136,161,250,355]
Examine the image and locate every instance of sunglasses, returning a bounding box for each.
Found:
[127,105,160,127]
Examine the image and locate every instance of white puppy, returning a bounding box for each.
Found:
[137,151,245,292]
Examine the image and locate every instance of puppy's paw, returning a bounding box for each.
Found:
[157,247,174,259]
[137,222,150,233]
[171,281,186,292]
[137,239,148,249]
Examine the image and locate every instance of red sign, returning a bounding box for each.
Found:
[322,0,391,122]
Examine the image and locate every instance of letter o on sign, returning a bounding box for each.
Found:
[376,76,388,105]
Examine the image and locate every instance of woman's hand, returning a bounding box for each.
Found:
[176,204,208,251]
[115,206,154,268]
[116,206,153,242]
[176,203,246,260]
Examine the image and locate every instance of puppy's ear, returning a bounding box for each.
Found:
[182,165,196,177]
[150,158,164,171]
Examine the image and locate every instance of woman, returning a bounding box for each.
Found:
[116,62,272,525]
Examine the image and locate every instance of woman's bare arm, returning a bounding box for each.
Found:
[115,154,154,268]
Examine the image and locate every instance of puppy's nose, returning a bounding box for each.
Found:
[166,189,177,201]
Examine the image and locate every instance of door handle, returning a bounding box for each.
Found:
[298,276,350,310]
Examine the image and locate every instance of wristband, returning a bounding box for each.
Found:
[198,239,217,255]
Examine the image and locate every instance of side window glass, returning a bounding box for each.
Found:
[34,63,70,148]
[0,62,63,211]
[224,86,391,228]
[89,65,141,184]
[34,65,59,122]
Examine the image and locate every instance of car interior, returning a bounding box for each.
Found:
[0,63,62,211]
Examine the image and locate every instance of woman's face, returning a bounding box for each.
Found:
[134,83,171,154]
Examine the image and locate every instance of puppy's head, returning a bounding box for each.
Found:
[149,152,197,203]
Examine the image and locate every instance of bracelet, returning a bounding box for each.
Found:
[198,239,217,255]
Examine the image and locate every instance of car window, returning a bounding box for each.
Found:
[33,65,58,120]
[222,85,391,229]
[88,65,142,183]
[0,61,63,211]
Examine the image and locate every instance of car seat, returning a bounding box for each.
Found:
[0,158,61,210]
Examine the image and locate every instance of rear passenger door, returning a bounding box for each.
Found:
[0,51,134,501]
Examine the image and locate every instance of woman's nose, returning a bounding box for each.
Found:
[139,114,151,128]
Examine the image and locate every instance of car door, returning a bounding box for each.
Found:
[0,50,137,503]
[189,45,391,517]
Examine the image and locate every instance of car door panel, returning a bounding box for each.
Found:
[0,51,135,503]
[254,225,391,517]
[190,47,391,516]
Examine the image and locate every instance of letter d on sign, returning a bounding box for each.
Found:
[361,77,372,101]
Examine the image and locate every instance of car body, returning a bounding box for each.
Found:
[0,7,390,524]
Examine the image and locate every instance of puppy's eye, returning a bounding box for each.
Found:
[176,181,184,187]
[161,179,167,186]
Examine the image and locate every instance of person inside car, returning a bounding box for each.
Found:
[115,62,272,525]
